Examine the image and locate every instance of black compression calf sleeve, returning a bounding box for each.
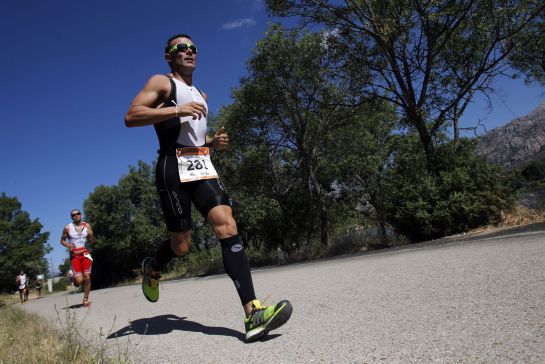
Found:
[219,235,256,305]
[153,239,177,271]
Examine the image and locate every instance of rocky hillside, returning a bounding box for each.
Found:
[475,101,545,168]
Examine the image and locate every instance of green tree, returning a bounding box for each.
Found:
[217,25,356,247]
[266,0,545,170]
[510,13,545,85]
[83,161,166,287]
[58,257,71,278]
[333,101,399,244]
[0,193,50,292]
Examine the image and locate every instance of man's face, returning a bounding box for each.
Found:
[71,210,82,222]
[168,37,197,71]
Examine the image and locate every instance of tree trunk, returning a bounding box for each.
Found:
[412,115,435,172]
[370,175,388,248]
[453,116,460,145]
[320,203,328,246]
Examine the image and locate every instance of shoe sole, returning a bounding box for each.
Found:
[246,301,293,342]
[141,258,159,303]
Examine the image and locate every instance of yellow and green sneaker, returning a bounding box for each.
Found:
[141,257,160,303]
[245,299,293,342]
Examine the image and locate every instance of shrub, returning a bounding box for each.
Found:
[385,138,514,242]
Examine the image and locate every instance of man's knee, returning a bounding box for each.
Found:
[209,206,238,236]
[219,216,237,232]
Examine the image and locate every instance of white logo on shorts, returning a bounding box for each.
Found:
[231,244,243,253]
[171,191,183,214]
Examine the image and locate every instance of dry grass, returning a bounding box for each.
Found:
[499,204,545,227]
[0,294,134,364]
[0,298,93,364]
[456,205,545,238]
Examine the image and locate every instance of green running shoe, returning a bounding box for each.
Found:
[245,299,293,342]
[141,257,160,302]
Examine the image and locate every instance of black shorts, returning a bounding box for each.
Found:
[155,155,231,232]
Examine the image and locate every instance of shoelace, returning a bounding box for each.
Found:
[249,304,267,325]
[249,293,273,317]
[145,273,163,289]
[143,261,162,284]
[252,301,264,311]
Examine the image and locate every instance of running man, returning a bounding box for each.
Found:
[16,271,29,304]
[60,209,95,307]
[34,276,42,298]
[125,33,292,342]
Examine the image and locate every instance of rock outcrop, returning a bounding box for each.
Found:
[475,101,545,168]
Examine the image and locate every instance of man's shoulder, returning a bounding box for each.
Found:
[148,74,172,86]
[145,74,172,96]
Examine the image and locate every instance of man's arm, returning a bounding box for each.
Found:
[60,226,74,251]
[125,75,174,127]
[125,74,208,127]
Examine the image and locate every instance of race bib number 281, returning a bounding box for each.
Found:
[176,147,219,183]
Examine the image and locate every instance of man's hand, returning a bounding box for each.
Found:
[178,101,207,120]
[212,127,229,151]
[67,243,76,251]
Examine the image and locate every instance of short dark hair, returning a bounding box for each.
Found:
[165,33,192,53]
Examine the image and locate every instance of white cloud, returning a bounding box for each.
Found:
[220,18,256,31]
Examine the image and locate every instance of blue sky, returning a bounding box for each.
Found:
[1,0,544,273]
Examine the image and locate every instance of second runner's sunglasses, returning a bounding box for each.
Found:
[168,43,198,55]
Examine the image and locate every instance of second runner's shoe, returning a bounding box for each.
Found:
[141,257,160,303]
[245,299,293,342]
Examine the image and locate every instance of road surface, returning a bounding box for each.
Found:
[23,224,545,363]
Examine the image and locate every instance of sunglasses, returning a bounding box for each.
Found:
[71,212,81,217]
[169,43,198,55]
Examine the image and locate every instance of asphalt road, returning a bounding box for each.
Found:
[22,224,545,363]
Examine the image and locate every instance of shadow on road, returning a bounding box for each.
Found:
[62,303,85,309]
[107,314,246,341]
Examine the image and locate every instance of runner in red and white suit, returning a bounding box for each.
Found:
[61,209,95,307]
